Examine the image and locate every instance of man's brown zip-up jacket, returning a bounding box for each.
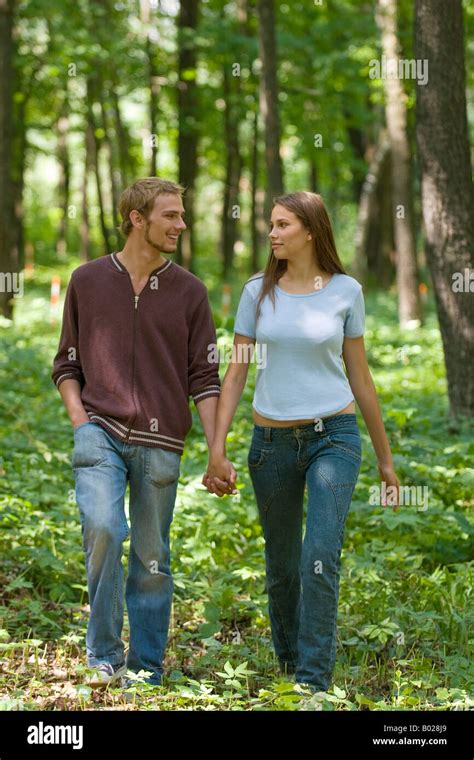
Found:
[51,252,221,455]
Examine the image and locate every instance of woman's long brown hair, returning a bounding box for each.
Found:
[254,192,347,321]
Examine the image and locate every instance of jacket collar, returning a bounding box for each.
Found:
[110,251,173,277]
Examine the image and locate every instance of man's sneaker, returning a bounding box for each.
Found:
[85,662,127,686]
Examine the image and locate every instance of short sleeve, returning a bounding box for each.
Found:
[234,285,257,339]
[344,287,365,337]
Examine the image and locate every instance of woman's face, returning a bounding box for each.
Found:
[268,204,311,260]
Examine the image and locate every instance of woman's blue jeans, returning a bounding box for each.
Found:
[247,413,361,692]
[72,421,181,684]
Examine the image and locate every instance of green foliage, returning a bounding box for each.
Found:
[0,273,472,711]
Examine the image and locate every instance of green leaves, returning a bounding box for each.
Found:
[215,660,256,689]
[0,274,472,711]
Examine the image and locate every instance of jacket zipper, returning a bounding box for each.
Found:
[122,260,168,443]
[125,294,140,442]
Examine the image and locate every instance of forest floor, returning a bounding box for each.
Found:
[0,263,472,711]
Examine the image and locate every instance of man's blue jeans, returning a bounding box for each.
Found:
[72,421,181,684]
[247,413,361,692]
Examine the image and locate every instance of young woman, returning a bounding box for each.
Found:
[203,191,400,693]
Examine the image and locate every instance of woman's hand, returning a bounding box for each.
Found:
[202,453,238,497]
[378,463,400,510]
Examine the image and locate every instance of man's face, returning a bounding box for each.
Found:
[141,193,187,253]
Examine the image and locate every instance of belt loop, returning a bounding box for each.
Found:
[264,427,272,442]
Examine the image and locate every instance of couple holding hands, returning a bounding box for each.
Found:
[52,176,399,693]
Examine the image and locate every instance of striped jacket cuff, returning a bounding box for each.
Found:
[191,385,221,404]
[54,371,83,388]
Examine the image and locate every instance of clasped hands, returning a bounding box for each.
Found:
[202,451,238,497]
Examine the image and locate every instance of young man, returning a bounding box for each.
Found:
[52,177,235,687]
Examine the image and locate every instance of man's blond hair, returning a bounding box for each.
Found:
[119,177,185,237]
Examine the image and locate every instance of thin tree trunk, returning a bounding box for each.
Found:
[86,77,111,255]
[376,0,421,326]
[99,91,120,247]
[12,92,26,273]
[56,94,70,260]
[354,133,391,284]
[111,85,130,187]
[221,64,242,278]
[148,36,159,177]
[80,124,93,262]
[238,0,261,274]
[141,0,159,176]
[257,0,284,223]
[0,0,15,318]
[369,144,396,287]
[250,101,260,274]
[415,0,474,420]
[177,0,199,271]
[344,109,368,202]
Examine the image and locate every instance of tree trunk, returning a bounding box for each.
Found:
[12,90,26,273]
[99,91,120,249]
[0,0,15,318]
[376,0,421,327]
[148,35,159,177]
[354,134,390,283]
[177,0,200,271]
[257,0,284,223]
[12,56,42,274]
[344,109,368,202]
[368,144,397,287]
[80,124,93,262]
[141,0,159,176]
[86,77,111,255]
[56,94,70,260]
[415,0,474,420]
[111,85,131,187]
[250,98,260,274]
[221,64,242,278]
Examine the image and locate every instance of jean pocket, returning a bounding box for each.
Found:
[72,424,107,468]
[247,446,270,469]
[247,447,281,516]
[144,447,181,488]
[327,429,361,463]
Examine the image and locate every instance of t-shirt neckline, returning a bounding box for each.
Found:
[275,273,338,297]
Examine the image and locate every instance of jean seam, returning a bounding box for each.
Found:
[111,561,120,657]
[269,583,298,667]
[326,552,342,685]
[327,441,361,463]
[317,469,354,523]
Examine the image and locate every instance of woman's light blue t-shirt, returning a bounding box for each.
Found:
[233,272,365,420]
